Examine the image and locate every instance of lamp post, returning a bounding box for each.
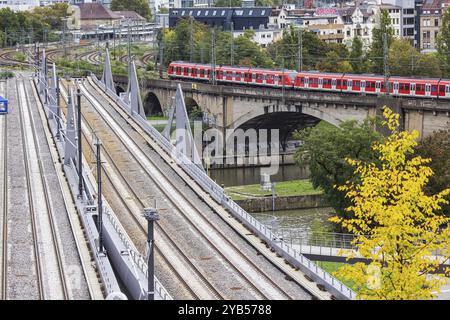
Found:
[143,207,159,300]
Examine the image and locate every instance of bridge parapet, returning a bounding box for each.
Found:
[113,76,450,138]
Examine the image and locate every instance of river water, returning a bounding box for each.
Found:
[252,207,334,237]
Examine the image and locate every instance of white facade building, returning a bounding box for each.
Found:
[233,28,283,47]
[0,0,40,11]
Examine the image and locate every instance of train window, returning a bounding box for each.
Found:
[337,79,341,86]
[313,78,318,85]
[343,80,347,86]
[252,73,256,79]
[200,69,205,76]
[354,81,360,87]
[405,84,410,90]
[431,85,437,92]
[399,83,404,90]
[168,66,174,72]
[439,85,445,93]
[192,68,197,75]
[300,77,305,84]
[176,67,181,73]
[309,78,313,85]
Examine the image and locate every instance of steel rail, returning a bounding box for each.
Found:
[1,79,8,299]
[15,77,45,299]
[23,76,70,299]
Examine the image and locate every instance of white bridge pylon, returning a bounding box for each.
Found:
[101,48,115,93]
[162,84,203,170]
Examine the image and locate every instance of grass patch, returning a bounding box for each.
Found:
[147,115,168,120]
[225,179,322,200]
[314,261,358,292]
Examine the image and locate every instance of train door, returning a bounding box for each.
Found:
[318,78,323,90]
[304,77,309,89]
[393,82,399,95]
[425,84,431,97]
[375,81,381,94]
[332,79,336,91]
[446,85,450,98]
[410,83,415,96]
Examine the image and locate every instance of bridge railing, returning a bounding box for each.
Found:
[90,73,356,300]
[37,73,172,300]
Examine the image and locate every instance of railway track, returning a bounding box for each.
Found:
[11,75,69,299]
[79,78,301,300]
[59,81,219,299]
[1,79,8,299]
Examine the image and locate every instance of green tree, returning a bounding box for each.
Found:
[388,39,419,76]
[316,51,353,73]
[349,36,366,73]
[369,9,394,74]
[294,119,383,222]
[437,6,450,76]
[416,53,443,77]
[267,26,329,70]
[415,127,450,215]
[31,3,69,29]
[234,30,273,67]
[214,0,241,6]
[111,0,152,21]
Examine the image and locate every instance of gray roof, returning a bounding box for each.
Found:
[171,7,271,18]
[77,3,121,20]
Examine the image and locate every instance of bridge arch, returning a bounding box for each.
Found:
[232,104,343,133]
[115,85,125,96]
[143,92,163,116]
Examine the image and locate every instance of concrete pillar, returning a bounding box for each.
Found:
[404,110,424,140]
[376,96,404,136]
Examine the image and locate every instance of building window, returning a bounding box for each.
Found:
[221,10,225,16]
[261,10,265,15]
[435,19,439,27]
[236,10,243,16]
[205,10,209,16]
[249,10,253,15]
[213,10,216,16]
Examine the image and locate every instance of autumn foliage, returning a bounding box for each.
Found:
[331,107,450,300]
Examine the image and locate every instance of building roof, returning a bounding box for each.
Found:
[113,10,146,21]
[77,3,120,20]
[170,7,271,18]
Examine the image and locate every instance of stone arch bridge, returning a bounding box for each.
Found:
[113,76,450,144]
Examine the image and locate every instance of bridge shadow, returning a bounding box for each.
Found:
[235,112,321,151]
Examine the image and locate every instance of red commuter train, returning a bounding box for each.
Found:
[168,61,450,99]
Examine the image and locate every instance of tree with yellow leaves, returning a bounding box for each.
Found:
[331,107,450,300]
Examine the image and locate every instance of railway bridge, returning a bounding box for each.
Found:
[113,76,450,143]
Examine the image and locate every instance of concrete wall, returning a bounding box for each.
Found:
[235,194,327,213]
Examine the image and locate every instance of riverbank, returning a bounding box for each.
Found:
[225,179,327,212]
